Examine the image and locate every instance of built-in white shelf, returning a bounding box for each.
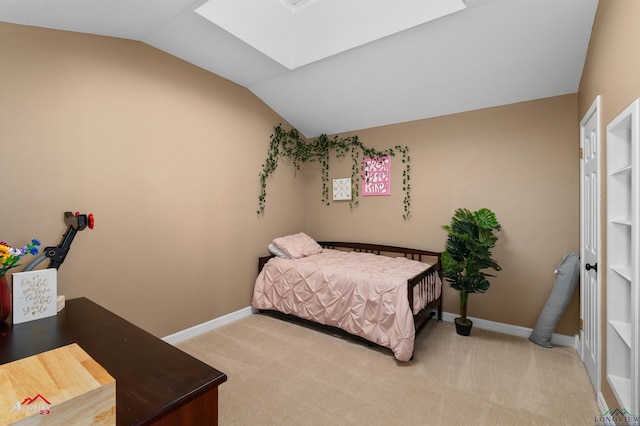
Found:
[606,97,639,415]
[611,320,632,348]
[608,374,631,412]
[611,265,632,282]
[612,165,633,176]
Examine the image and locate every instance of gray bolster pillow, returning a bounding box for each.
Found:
[529,252,580,348]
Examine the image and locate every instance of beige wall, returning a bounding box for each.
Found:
[0,21,583,339]
[578,0,640,411]
[0,22,307,337]
[306,95,581,335]
[3,4,632,399]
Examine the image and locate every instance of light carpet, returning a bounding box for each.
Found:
[177,314,599,425]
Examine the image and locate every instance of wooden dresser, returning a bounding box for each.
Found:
[0,297,227,425]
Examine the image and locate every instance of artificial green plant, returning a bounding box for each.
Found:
[441,208,502,327]
[257,125,412,220]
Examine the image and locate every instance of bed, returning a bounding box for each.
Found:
[251,233,443,361]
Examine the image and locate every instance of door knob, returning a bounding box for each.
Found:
[585,263,598,272]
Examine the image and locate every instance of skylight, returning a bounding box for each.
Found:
[196,0,467,70]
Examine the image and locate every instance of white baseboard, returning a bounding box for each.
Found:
[162,306,256,345]
[597,393,609,421]
[440,311,576,348]
[163,307,577,349]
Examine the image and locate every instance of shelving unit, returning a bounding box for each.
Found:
[606,98,639,414]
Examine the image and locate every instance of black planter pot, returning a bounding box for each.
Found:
[455,318,473,336]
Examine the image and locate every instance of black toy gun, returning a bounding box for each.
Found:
[23,211,94,271]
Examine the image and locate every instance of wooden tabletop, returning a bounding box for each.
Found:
[0,297,227,425]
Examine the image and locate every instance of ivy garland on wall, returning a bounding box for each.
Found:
[257,125,412,220]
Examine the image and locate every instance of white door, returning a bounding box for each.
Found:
[580,96,601,393]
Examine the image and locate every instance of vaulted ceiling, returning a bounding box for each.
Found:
[0,0,598,137]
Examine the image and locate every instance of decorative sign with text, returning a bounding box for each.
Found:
[12,268,57,324]
[362,156,391,196]
[332,178,352,201]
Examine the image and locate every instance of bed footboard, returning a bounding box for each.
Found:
[409,264,443,334]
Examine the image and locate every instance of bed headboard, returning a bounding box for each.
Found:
[318,241,441,264]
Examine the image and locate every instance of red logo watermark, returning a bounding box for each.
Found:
[9,394,51,415]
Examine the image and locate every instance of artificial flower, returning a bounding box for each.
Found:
[0,239,41,277]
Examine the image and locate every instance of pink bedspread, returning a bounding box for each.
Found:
[251,249,439,361]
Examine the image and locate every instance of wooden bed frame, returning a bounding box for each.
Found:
[257,241,443,356]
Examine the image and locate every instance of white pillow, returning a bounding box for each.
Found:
[268,243,291,259]
[272,232,323,259]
